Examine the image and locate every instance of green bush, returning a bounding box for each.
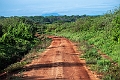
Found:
[0,17,43,72]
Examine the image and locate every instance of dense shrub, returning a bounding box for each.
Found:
[0,17,41,72]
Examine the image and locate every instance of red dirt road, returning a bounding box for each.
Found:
[22,36,99,80]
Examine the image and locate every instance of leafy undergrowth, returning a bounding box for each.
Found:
[0,36,52,80]
[80,41,120,80]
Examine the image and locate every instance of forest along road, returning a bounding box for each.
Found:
[22,36,99,80]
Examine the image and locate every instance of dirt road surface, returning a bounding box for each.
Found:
[22,36,99,80]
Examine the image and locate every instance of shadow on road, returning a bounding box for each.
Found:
[24,62,84,71]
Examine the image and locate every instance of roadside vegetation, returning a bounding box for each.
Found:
[0,15,80,79]
[0,17,51,74]
[45,7,120,80]
[0,7,120,80]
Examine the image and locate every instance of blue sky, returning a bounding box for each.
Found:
[0,0,120,16]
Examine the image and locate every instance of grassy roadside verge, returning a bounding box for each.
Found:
[53,31,120,80]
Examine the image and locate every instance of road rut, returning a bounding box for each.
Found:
[22,36,98,80]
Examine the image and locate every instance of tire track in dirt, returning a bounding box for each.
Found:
[21,36,99,80]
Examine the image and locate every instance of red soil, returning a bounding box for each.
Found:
[17,36,99,80]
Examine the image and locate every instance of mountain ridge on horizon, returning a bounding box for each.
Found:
[41,13,61,16]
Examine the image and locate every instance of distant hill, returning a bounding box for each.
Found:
[42,13,60,16]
